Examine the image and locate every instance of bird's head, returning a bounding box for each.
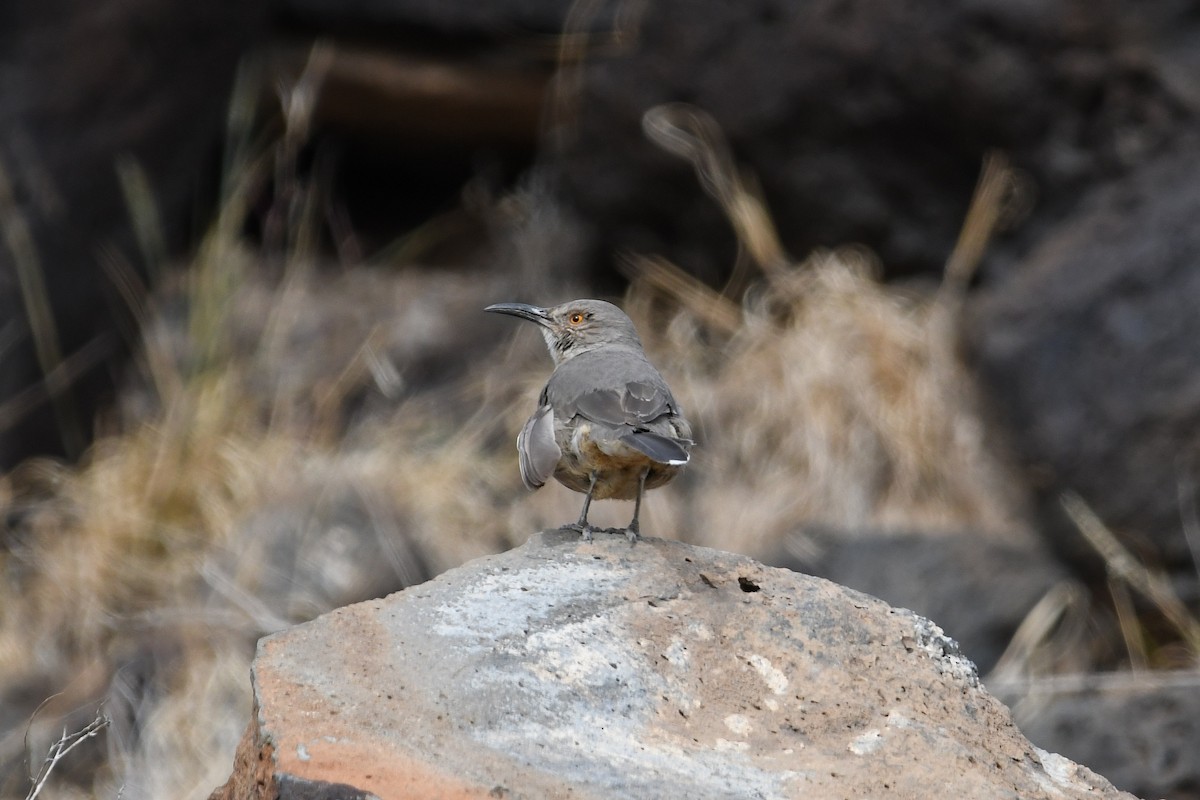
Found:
[485,299,644,365]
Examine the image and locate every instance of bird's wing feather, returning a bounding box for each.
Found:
[569,381,675,427]
[517,404,561,491]
[544,350,692,465]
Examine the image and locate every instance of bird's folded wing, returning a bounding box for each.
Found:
[517,404,561,491]
[569,381,676,426]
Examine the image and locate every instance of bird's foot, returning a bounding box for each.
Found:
[563,522,597,541]
[625,521,640,544]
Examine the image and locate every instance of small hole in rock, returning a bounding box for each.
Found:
[738,576,761,592]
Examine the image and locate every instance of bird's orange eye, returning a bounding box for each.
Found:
[569,312,585,325]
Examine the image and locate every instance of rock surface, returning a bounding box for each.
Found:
[772,529,1068,674]
[210,530,1133,799]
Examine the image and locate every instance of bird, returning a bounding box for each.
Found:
[485,299,693,542]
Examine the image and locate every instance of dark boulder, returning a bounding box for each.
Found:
[543,0,1187,285]
[969,139,1200,570]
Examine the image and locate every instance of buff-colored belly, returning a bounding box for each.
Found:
[553,422,683,500]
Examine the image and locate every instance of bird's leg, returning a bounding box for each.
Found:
[569,473,599,541]
[625,468,650,544]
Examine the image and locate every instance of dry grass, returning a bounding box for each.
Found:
[1064,492,1200,665]
[0,54,518,797]
[0,236,520,798]
[646,248,1036,558]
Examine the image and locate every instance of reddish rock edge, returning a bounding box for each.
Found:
[210,530,1135,800]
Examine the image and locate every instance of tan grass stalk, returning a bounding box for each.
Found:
[988,581,1091,684]
[623,254,742,335]
[1063,491,1200,657]
[115,156,167,287]
[0,161,84,456]
[1108,576,1150,670]
[642,103,788,276]
[937,150,1013,309]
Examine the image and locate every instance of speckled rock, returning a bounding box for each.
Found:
[210,530,1134,800]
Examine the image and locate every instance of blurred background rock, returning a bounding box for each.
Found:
[0,0,1197,798]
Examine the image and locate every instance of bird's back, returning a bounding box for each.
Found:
[544,346,685,435]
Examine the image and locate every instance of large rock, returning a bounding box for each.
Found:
[772,529,1068,674]
[211,530,1132,799]
[969,139,1200,570]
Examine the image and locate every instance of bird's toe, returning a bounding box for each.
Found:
[563,522,596,542]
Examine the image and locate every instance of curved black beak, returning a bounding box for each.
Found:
[484,302,553,328]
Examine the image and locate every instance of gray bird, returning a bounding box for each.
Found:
[486,299,693,542]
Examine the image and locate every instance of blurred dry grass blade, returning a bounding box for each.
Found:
[266,42,334,258]
[1063,491,1200,658]
[937,150,1014,307]
[0,47,491,799]
[98,245,149,341]
[0,319,21,359]
[0,335,113,437]
[278,41,334,153]
[1176,470,1200,579]
[623,253,742,334]
[988,581,1091,684]
[221,59,268,213]
[116,156,167,287]
[617,101,1036,554]
[642,103,788,276]
[0,159,85,457]
[1108,575,1150,670]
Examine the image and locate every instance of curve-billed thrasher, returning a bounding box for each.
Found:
[486,299,693,542]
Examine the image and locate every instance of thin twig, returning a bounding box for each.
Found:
[25,708,110,800]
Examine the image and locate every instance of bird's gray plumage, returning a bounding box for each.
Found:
[516,403,559,491]
[486,299,693,541]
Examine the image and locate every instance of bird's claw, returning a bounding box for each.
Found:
[563,522,596,541]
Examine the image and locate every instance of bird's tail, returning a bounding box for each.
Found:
[620,430,691,466]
